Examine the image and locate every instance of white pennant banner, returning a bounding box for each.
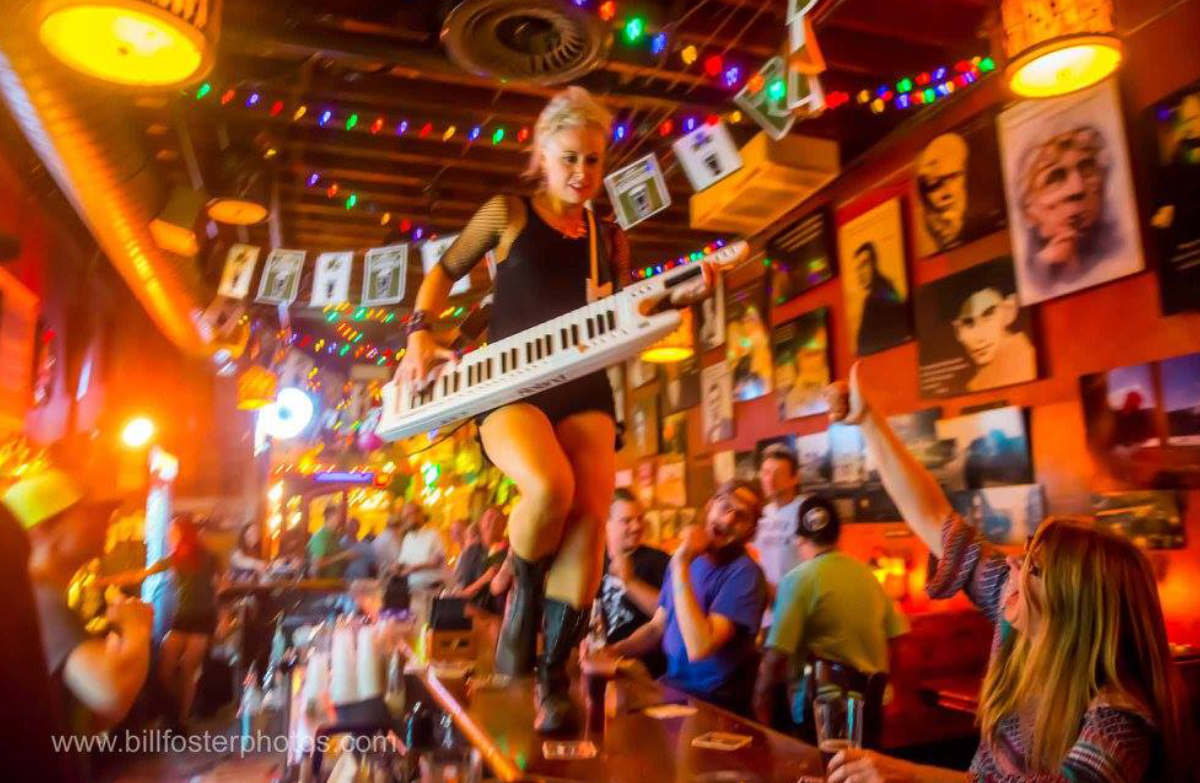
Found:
[361,243,409,306]
[256,248,306,305]
[310,251,354,307]
[218,243,260,299]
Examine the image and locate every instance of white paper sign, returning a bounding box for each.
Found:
[603,153,672,230]
[672,120,743,192]
[361,243,409,306]
[256,249,305,305]
[734,57,796,141]
[421,234,471,296]
[788,71,826,115]
[218,243,260,299]
[310,251,354,307]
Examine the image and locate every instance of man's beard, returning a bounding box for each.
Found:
[706,537,745,562]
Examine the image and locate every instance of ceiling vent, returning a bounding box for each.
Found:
[441,0,610,85]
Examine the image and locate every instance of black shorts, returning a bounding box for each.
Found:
[171,611,217,636]
[477,370,615,428]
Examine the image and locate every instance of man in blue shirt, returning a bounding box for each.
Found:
[606,480,767,715]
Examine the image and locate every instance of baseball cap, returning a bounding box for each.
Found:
[795,495,841,545]
[2,468,104,530]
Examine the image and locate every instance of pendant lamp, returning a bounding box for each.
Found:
[640,308,695,363]
[207,155,270,226]
[1001,0,1122,98]
[38,0,220,88]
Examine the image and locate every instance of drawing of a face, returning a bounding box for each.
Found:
[952,287,1018,368]
[1020,127,1108,268]
[918,133,968,249]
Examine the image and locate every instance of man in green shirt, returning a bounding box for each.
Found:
[308,504,347,578]
[752,495,909,740]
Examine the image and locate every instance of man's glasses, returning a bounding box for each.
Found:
[713,495,756,526]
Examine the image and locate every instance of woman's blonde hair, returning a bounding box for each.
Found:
[523,86,613,180]
[978,518,1187,777]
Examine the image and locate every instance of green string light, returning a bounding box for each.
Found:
[923,88,936,104]
[896,77,913,93]
[325,311,339,322]
[353,307,367,320]
[978,56,996,73]
[623,17,646,44]
[345,193,357,209]
[195,82,211,99]
[766,78,786,102]
[346,113,358,130]
[492,127,505,145]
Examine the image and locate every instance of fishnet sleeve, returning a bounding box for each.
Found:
[436,195,509,281]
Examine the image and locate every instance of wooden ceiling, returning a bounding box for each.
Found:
[138,0,994,317]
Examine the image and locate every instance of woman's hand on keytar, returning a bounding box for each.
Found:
[396,329,458,390]
[667,261,718,308]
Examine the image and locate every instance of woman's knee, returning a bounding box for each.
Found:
[523,469,576,522]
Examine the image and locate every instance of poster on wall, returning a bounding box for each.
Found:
[218,243,260,299]
[772,307,831,420]
[361,243,409,306]
[661,411,689,458]
[604,153,672,230]
[635,459,657,507]
[256,249,306,305]
[1145,79,1200,315]
[1080,350,1200,488]
[629,395,660,458]
[797,431,832,490]
[837,197,913,356]
[949,484,1045,546]
[998,79,1145,306]
[725,280,773,401]
[829,424,868,487]
[310,251,354,307]
[672,119,743,192]
[734,449,758,483]
[695,274,726,351]
[656,459,688,507]
[421,234,473,296]
[1091,491,1185,549]
[701,362,735,445]
[914,257,1039,398]
[628,358,657,389]
[767,210,835,308]
[662,351,700,415]
[932,406,1033,491]
[912,111,1008,258]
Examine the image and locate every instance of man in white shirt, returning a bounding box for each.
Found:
[753,444,804,624]
[395,502,447,591]
[372,508,405,571]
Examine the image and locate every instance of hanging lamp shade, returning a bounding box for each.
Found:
[640,308,695,363]
[206,155,270,225]
[1000,0,1122,98]
[38,0,220,88]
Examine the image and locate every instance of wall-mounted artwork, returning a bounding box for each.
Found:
[700,362,735,445]
[998,80,1144,305]
[766,210,835,307]
[1091,491,1184,549]
[661,355,700,415]
[629,395,660,458]
[1145,79,1200,315]
[695,273,726,352]
[949,484,1045,546]
[837,197,913,356]
[914,257,1038,397]
[773,307,831,419]
[912,111,1007,258]
[725,280,773,401]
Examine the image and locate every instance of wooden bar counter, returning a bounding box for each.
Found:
[405,615,826,783]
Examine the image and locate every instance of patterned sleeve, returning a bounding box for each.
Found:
[1060,707,1154,783]
[436,195,509,281]
[925,513,1010,623]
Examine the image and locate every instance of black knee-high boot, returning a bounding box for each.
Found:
[494,554,550,676]
[534,599,591,734]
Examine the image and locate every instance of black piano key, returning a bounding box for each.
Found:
[560,327,569,349]
[606,310,616,331]
[595,315,606,335]
[571,324,580,345]
[544,335,553,355]
[586,318,595,340]
[535,339,543,361]
[526,342,533,364]
[501,352,508,373]
[487,358,494,379]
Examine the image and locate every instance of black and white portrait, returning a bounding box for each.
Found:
[838,197,913,356]
[310,251,353,307]
[700,361,734,445]
[218,243,260,299]
[999,80,1144,305]
[362,243,409,306]
[694,273,726,351]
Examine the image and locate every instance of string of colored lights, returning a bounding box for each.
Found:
[632,239,730,281]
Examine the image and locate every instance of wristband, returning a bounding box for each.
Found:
[405,310,433,340]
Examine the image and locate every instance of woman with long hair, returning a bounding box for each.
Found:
[398,86,708,732]
[823,365,1191,783]
[229,522,268,581]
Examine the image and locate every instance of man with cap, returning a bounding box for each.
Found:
[605,480,767,715]
[752,495,908,742]
[5,469,153,734]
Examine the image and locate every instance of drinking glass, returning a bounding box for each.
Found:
[814,690,863,775]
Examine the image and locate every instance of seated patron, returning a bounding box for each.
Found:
[753,495,908,744]
[597,489,670,677]
[455,507,509,614]
[823,366,1191,783]
[606,480,767,715]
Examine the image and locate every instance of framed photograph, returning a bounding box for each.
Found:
[661,411,689,458]
[629,395,660,458]
[829,424,867,487]
[1091,491,1185,549]
[914,257,1038,398]
[932,406,1033,491]
[1144,79,1200,314]
[310,251,354,307]
[837,197,913,356]
[725,280,773,401]
[949,485,1045,545]
[912,111,1008,258]
[1080,350,1200,487]
[218,243,260,299]
[767,210,835,308]
[998,79,1145,305]
[672,120,743,192]
[362,243,409,306]
[773,307,831,420]
[256,249,306,305]
[733,450,758,483]
[694,274,726,352]
[700,362,735,445]
[661,354,700,415]
[628,358,657,389]
[797,431,832,490]
[420,234,472,296]
[604,154,671,230]
[656,459,688,507]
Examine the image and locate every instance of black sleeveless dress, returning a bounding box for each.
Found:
[480,197,616,426]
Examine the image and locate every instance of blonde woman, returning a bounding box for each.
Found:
[398,86,709,732]
[821,364,1190,783]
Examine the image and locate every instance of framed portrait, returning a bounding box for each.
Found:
[694,273,726,352]
[725,280,772,401]
[837,196,913,356]
[700,361,734,445]
[362,244,409,306]
[661,354,700,415]
[998,79,1145,305]
[914,257,1039,398]
[256,249,305,305]
[1144,78,1200,314]
[949,485,1045,545]
[661,411,689,457]
[772,307,831,420]
[767,209,835,308]
[912,111,1007,258]
[309,251,353,307]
